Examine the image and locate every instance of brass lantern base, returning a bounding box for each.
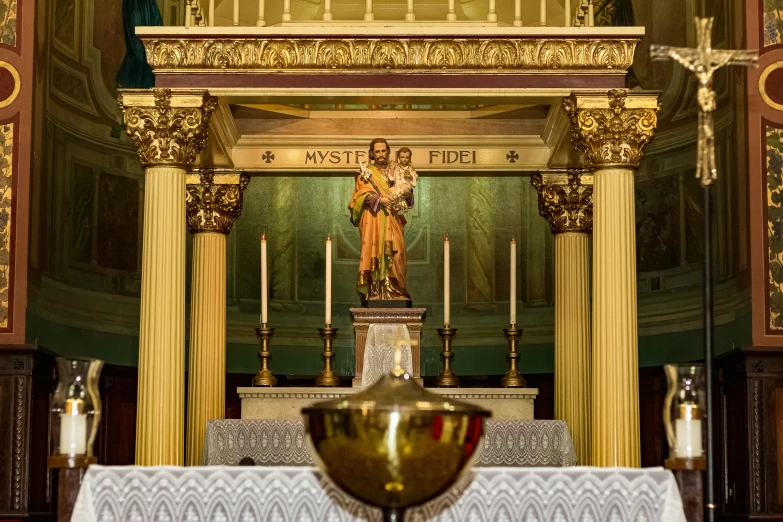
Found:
[252,324,278,387]
[501,325,526,388]
[435,327,459,388]
[316,325,341,387]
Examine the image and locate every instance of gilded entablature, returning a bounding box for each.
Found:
[531,170,593,234]
[186,169,250,234]
[118,89,217,167]
[564,89,659,167]
[142,37,638,73]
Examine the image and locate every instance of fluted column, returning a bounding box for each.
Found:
[185,170,249,466]
[119,89,217,465]
[532,170,593,465]
[564,90,659,467]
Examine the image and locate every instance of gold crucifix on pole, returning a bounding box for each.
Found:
[650,17,757,186]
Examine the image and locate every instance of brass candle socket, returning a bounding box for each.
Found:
[501,325,525,388]
[435,327,459,388]
[316,325,341,387]
[252,324,277,387]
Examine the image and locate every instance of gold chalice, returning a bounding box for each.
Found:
[302,347,490,522]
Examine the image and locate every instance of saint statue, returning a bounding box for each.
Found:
[348,139,416,303]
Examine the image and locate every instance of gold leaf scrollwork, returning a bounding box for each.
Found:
[531,170,593,234]
[564,89,659,168]
[142,38,638,72]
[119,88,218,167]
[186,169,250,234]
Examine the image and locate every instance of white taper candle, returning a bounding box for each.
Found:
[326,236,332,325]
[261,234,268,324]
[510,238,517,325]
[444,235,450,326]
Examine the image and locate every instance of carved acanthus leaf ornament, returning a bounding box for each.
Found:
[531,171,593,234]
[186,170,250,234]
[119,89,217,167]
[564,89,659,168]
[142,38,638,73]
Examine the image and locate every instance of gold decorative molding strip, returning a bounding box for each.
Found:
[142,38,639,73]
[118,88,217,167]
[564,89,660,168]
[186,169,250,234]
[531,169,593,234]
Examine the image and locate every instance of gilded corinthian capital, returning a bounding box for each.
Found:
[531,170,593,234]
[563,89,660,168]
[186,169,250,234]
[118,89,217,167]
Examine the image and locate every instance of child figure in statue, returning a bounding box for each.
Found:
[388,147,418,214]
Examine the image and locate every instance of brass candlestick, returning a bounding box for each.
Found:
[316,325,341,387]
[252,324,277,387]
[435,326,459,387]
[501,325,525,388]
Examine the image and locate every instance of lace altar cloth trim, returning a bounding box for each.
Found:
[201,419,577,467]
[71,466,686,522]
[362,323,412,387]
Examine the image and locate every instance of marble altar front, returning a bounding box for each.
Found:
[238,386,538,421]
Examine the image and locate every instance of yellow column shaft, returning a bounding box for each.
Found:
[554,231,591,465]
[592,167,640,467]
[136,166,186,466]
[186,232,227,466]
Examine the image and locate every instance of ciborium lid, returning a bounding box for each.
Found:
[303,349,490,416]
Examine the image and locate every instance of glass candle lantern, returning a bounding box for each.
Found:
[663,364,706,459]
[50,357,104,458]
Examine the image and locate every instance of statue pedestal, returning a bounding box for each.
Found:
[350,307,426,387]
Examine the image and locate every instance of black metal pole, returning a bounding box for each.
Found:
[703,183,715,522]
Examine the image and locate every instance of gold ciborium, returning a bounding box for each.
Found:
[302,353,490,522]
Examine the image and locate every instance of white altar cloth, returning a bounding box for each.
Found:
[71,465,686,522]
[202,419,578,467]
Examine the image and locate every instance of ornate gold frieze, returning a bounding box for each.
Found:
[118,88,217,167]
[142,38,638,73]
[186,169,250,234]
[531,170,593,234]
[564,89,659,168]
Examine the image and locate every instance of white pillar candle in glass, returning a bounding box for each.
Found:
[675,403,703,457]
[326,237,332,325]
[675,419,703,457]
[444,235,450,326]
[59,399,87,455]
[510,239,517,326]
[261,234,268,324]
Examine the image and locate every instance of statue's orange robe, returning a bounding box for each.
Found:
[348,164,410,300]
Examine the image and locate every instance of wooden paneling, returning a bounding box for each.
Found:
[776,387,783,505]
[0,347,55,519]
[94,365,138,466]
[716,348,783,521]
[639,366,667,468]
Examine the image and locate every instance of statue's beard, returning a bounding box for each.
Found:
[374,156,388,167]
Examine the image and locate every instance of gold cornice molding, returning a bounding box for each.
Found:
[118,88,218,167]
[142,37,638,73]
[531,169,593,234]
[186,169,250,234]
[564,89,660,168]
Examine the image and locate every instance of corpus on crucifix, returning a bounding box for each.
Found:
[650,16,757,522]
[650,17,757,187]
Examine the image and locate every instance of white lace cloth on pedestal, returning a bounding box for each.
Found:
[71,465,687,522]
[361,323,413,387]
[201,419,578,467]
